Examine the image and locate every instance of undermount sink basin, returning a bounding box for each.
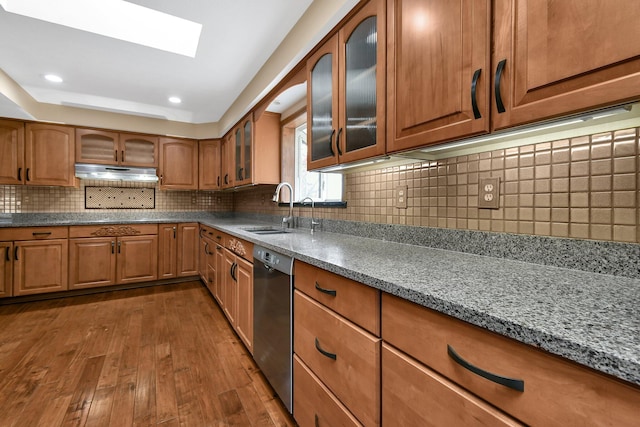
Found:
[243,226,291,235]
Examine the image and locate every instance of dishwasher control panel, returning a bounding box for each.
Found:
[253,245,294,275]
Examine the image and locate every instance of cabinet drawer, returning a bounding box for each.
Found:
[294,290,380,427]
[0,226,68,241]
[294,261,380,335]
[200,225,225,245]
[69,223,158,238]
[383,344,522,427]
[293,355,362,427]
[382,293,640,426]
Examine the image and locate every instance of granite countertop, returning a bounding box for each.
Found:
[2,213,639,386]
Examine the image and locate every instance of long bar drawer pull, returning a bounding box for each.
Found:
[5,246,9,262]
[315,338,337,360]
[32,232,52,236]
[447,345,524,392]
[314,281,337,297]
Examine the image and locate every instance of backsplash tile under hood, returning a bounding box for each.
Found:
[0,179,232,213]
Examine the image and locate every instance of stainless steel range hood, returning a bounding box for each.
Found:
[75,163,159,182]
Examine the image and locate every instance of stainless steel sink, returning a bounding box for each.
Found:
[243,226,291,235]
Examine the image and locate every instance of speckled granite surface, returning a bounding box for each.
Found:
[2,212,639,386]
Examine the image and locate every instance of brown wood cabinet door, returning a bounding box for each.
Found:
[235,256,253,353]
[25,123,75,187]
[199,230,208,283]
[221,134,234,188]
[75,128,119,165]
[0,119,25,185]
[492,0,640,130]
[116,235,158,284]
[158,224,177,279]
[0,242,13,298]
[13,239,68,296]
[198,139,221,190]
[382,344,522,427]
[159,138,198,189]
[387,0,491,153]
[214,243,224,305]
[177,223,199,277]
[69,237,116,289]
[222,249,237,327]
[307,35,340,170]
[337,0,386,164]
[119,133,158,167]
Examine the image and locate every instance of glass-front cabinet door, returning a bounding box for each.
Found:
[242,118,252,183]
[307,0,385,171]
[234,127,242,183]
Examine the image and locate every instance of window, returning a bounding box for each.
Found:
[294,122,343,201]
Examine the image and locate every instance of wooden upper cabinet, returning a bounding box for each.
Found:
[492,0,640,130]
[198,139,221,190]
[76,129,158,167]
[0,119,25,185]
[386,0,491,153]
[158,137,198,190]
[233,115,253,187]
[25,123,75,187]
[307,0,386,170]
[221,133,234,189]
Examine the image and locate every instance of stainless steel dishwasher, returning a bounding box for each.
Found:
[253,245,294,413]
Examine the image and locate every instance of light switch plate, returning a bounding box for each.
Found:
[478,177,500,209]
[395,185,408,209]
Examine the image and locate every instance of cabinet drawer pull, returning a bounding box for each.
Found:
[447,345,524,392]
[336,128,343,156]
[17,167,21,181]
[471,68,482,119]
[32,232,52,237]
[5,246,9,262]
[329,129,336,157]
[14,246,18,261]
[314,281,336,297]
[494,59,507,114]
[315,338,337,360]
[315,414,320,427]
[26,168,30,181]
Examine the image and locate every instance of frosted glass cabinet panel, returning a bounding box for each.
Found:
[344,16,377,153]
[306,0,385,170]
[242,119,252,182]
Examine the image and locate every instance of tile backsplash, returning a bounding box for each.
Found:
[235,127,640,244]
[0,179,232,213]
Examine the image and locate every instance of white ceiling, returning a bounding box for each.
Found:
[0,0,315,124]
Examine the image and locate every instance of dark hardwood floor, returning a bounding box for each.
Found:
[0,281,296,426]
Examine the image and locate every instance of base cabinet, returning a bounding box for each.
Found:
[0,227,69,297]
[69,224,158,290]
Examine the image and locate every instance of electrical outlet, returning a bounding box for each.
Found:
[395,185,408,209]
[478,177,500,209]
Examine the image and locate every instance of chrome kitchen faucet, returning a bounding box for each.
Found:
[273,182,294,229]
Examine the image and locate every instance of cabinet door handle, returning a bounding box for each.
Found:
[233,263,238,281]
[217,176,220,187]
[111,241,115,254]
[26,168,30,181]
[314,281,337,297]
[173,226,176,239]
[32,232,52,237]
[315,338,336,360]
[17,167,21,181]
[115,150,118,162]
[471,68,482,119]
[224,174,229,185]
[117,241,121,254]
[5,246,10,262]
[204,243,212,255]
[447,345,524,392]
[494,59,507,114]
[336,128,343,156]
[14,246,18,261]
[328,129,336,157]
[121,150,125,162]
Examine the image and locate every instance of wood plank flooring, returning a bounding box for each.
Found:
[0,281,296,426]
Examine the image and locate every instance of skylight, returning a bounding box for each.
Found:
[0,0,202,57]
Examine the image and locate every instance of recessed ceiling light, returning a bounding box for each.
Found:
[44,74,63,83]
[0,0,202,57]
[168,97,182,104]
